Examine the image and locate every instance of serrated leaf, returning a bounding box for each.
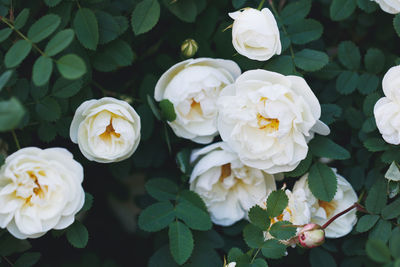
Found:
[162,0,197,23]
[309,136,350,160]
[92,40,134,72]
[320,104,342,125]
[264,55,295,75]
[294,49,329,71]
[366,239,391,263]
[287,19,323,45]
[228,247,245,263]
[5,40,32,68]
[66,221,89,248]
[145,178,178,201]
[261,239,286,259]
[382,197,400,219]
[159,99,176,121]
[365,48,385,74]
[27,14,61,43]
[14,8,29,30]
[266,190,288,218]
[52,77,83,98]
[363,138,389,152]
[138,202,175,232]
[330,0,357,21]
[357,0,377,13]
[336,71,359,95]
[369,219,392,243]
[355,214,379,233]
[366,178,387,214]
[0,97,25,131]
[232,0,246,9]
[285,152,312,177]
[14,252,41,267]
[310,248,337,267]
[96,11,120,44]
[243,224,265,248]
[390,228,400,258]
[57,54,86,80]
[44,0,62,7]
[168,221,194,265]
[0,70,12,91]
[131,0,160,35]
[175,201,212,231]
[35,97,61,122]
[37,122,57,142]
[281,0,311,25]
[385,161,400,181]
[179,190,208,212]
[32,56,53,86]
[45,29,75,56]
[357,73,379,95]
[308,163,337,202]
[73,8,99,50]
[269,221,297,240]
[338,41,361,70]
[248,205,270,230]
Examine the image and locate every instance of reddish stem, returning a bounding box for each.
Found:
[322,202,366,229]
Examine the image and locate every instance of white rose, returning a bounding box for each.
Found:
[155,58,241,144]
[374,66,400,144]
[70,97,141,163]
[189,142,276,226]
[217,69,330,174]
[293,170,358,238]
[225,262,236,267]
[0,147,85,239]
[229,8,281,61]
[372,0,400,14]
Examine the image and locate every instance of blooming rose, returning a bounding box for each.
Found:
[225,262,236,267]
[189,142,276,226]
[155,58,241,144]
[372,0,400,14]
[217,69,330,174]
[0,147,85,239]
[374,66,400,144]
[229,8,281,61]
[70,97,141,163]
[293,170,358,238]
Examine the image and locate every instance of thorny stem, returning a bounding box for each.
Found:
[258,0,266,10]
[322,203,366,229]
[11,129,21,150]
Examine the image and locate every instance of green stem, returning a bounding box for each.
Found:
[258,0,266,10]
[11,130,21,150]
[250,247,261,263]
[2,256,13,266]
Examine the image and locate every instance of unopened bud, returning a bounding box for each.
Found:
[297,223,325,248]
[181,39,198,58]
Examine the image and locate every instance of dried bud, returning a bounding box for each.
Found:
[297,223,325,248]
[181,39,198,58]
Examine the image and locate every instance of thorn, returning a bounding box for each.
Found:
[222,24,233,32]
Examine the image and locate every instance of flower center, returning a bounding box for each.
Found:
[190,99,203,115]
[219,163,232,182]
[318,200,337,218]
[99,118,121,142]
[270,207,293,224]
[257,114,280,132]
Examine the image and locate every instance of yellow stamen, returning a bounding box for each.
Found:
[318,200,337,218]
[99,119,121,142]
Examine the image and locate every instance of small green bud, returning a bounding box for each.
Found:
[181,39,199,58]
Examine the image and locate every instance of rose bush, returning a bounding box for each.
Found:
[0,0,399,266]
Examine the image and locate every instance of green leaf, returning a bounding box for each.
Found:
[168,221,194,265]
[266,190,288,218]
[179,190,208,212]
[366,179,387,214]
[336,71,359,95]
[35,97,61,122]
[145,178,178,201]
[27,14,61,43]
[0,28,12,42]
[175,201,212,231]
[14,8,29,30]
[355,214,380,233]
[131,0,160,35]
[162,0,197,23]
[0,70,12,91]
[363,138,389,152]
[310,248,337,267]
[364,48,385,74]
[390,228,400,258]
[0,97,25,131]
[357,0,377,13]
[5,40,32,68]
[281,0,312,25]
[37,122,57,142]
[285,152,312,177]
[57,54,86,80]
[309,136,350,160]
[73,8,99,50]
[264,55,295,75]
[176,148,191,174]
[294,49,329,71]
[45,29,75,56]
[66,221,89,248]
[32,56,53,86]
[44,0,62,7]
[81,192,94,212]
[320,104,342,125]
[366,239,391,263]
[394,14,400,37]
[92,40,134,72]
[243,224,265,249]
[96,11,120,44]
[361,117,377,133]
[357,73,379,95]
[287,19,323,45]
[14,252,41,267]
[159,99,176,122]
[248,205,270,230]
[147,95,162,120]
[52,77,83,98]
[338,41,361,70]
[308,162,337,202]
[385,161,400,182]
[330,0,357,21]
[382,197,400,219]
[261,239,287,259]
[138,202,175,232]
[269,221,297,240]
[232,0,246,9]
